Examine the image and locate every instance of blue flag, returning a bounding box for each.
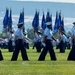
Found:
[18,8,25,32]
[3,8,9,28]
[46,11,50,22]
[60,17,65,32]
[50,14,52,23]
[54,11,60,33]
[18,11,24,23]
[41,12,46,30]
[32,10,39,31]
[46,11,52,24]
[59,11,62,26]
[8,9,12,31]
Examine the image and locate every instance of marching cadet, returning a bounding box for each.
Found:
[68,22,75,60]
[38,22,57,61]
[11,22,29,61]
[35,30,42,53]
[8,30,14,52]
[58,31,66,53]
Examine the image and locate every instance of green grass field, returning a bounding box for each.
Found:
[0,47,75,75]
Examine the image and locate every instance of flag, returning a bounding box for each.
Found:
[32,10,39,31]
[8,9,12,31]
[60,17,65,32]
[53,11,60,33]
[50,14,52,23]
[59,11,62,26]
[18,10,24,23]
[46,11,52,24]
[3,8,9,28]
[18,8,25,32]
[46,11,50,22]
[41,12,46,30]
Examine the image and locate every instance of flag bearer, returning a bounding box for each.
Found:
[11,22,29,61]
[38,22,57,61]
[68,22,75,60]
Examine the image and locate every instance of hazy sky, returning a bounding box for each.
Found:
[14,0,75,3]
[0,0,74,32]
[0,0,75,18]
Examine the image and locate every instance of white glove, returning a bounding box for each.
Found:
[42,42,46,47]
[56,40,60,44]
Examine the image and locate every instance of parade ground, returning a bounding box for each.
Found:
[0,47,75,75]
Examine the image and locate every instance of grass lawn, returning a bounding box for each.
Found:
[0,47,75,75]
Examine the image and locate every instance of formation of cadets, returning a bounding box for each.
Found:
[0,21,75,61]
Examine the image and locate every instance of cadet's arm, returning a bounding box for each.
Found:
[14,36,18,41]
[52,36,57,41]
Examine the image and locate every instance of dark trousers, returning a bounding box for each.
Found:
[32,43,36,49]
[11,39,28,61]
[0,50,3,60]
[59,41,65,53]
[38,40,57,60]
[36,42,41,52]
[56,44,59,49]
[24,42,27,49]
[68,43,75,60]
[24,42,29,49]
[26,43,29,49]
[8,40,13,52]
[67,42,70,49]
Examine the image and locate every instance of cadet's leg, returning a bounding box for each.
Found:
[32,44,35,49]
[68,44,75,60]
[11,44,20,61]
[10,40,13,52]
[38,46,48,60]
[21,43,29,60]
[37,42,41,52]
[27,43,29,49]
[48,41,57,60]
[36,42,38,52]
[69,44,70,49]
[0,50,3,60]
[8,40,11,52]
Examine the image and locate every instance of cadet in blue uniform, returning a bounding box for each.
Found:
[36,30,42,53]
[38,22,57,61]
[58,31,66,53]
[11,22,29,61]
[8,30,14,52]
[68,22,75,60]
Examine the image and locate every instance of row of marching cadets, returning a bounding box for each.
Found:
[32,21,74,61]
[0,21,75,61]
